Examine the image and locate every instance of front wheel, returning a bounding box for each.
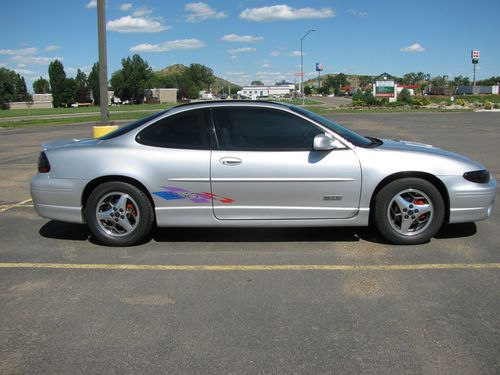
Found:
[85,181,154,246]
[373,178,445,245]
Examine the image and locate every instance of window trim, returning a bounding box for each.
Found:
[135,108,212,150]
[209,106,326,152]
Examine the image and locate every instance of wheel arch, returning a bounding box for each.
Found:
[81,175,156,222]
[369,172,450,224]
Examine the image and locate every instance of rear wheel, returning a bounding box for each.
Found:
[86,181,154,246]
[374,178,445,245]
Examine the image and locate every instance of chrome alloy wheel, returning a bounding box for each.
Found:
[387,188,433,236]
[95,192,140,237]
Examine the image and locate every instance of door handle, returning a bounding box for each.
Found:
[220,157,242,166]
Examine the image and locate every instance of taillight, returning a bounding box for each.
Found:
[38,152,51,173]
[463,170,490,183]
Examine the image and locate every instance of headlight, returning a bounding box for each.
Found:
[463,170,490,183]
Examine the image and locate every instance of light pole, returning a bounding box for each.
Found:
[300,29,315,105]
[97,0,109,125]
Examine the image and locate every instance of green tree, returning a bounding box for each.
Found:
[88,63,100,105]
[48,59,67,107]
[110,54,153,104]
[398,88,412,104]
[184,63,215,91]
[431,75,449,88]
[477,76,500,86]
[74,69,91,103]
[251,80,263,86]
[33,76,51,94]
[0,68,16,108]
[304,85,312,96]
[0,68,32,108]
[14,74,31,102]
[324,73,349,93]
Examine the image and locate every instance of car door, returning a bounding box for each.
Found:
[210,106,362,220]
[134,108,212,226]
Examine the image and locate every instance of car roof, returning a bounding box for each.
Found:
[171,100,293,111]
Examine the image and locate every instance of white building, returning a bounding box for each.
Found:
[238,83,296,99]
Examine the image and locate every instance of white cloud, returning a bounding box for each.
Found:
[240,5,335,22]
[347,9,368,17]
[0,47,38,56]
[288,51,303,57]
[120,3,133,11]
[130,39,205,53]
[226,71,245,75]
[228,47,256,55]
[400,43,425,53]
[86,0,97,9]
[220,34,263,43]
[107,16,169,33]
[13,68,37,76]
[230,55,237,60]
[17,63,27,68]
[262,63,271,68]
[270,51,281,57]
[11,55,63,65]
[132,7,153,17]
[185,2,226,23]
[44,45,60,52]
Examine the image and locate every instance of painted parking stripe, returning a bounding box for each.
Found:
[0,262,499,271]
[0,199,33,213]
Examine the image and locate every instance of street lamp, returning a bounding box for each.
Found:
[300,29,315,105]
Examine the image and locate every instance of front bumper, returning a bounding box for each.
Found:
[30,174,88,224]
[440,175,497,224]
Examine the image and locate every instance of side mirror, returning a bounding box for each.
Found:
[313,134,345,151]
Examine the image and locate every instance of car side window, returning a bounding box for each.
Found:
[212,107,322,151]
[136,109,210,149]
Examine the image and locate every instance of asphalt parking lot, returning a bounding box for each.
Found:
[1,112,499,374]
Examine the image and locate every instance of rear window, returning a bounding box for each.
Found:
[136,109,209,149]
[99,111,168,140]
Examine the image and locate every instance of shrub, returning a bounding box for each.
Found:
[494,103,500,109]
[484,101,492,110]
[455,98,467,106]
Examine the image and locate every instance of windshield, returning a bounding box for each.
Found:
[99,110,168,140]
[290,106,373,147]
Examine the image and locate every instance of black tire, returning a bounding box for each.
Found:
[85,181,154,246]
[373,178,445,245]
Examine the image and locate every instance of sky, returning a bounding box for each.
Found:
[1,0,499,90]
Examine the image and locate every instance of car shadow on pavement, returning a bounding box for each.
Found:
[38,221,478,245]
[39,220,90,241]
[152,226,370,243]
[435,222,477,239]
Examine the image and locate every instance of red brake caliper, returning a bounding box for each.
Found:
[414,198,427,221]
[127,203,137,218]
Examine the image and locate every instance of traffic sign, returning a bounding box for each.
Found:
[471,50,480,59]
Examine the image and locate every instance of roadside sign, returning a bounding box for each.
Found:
[315,63,324,72]
[375,80,395,97]
[471,50,480,59]
[294,72,304,76]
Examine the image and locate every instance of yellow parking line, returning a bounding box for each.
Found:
[0,199,32,213]
[0,262,499,271]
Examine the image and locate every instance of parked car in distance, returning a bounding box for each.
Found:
[31,101,496,246]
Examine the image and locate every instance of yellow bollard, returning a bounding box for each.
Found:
[93,125,119,138]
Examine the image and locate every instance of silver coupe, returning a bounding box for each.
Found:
[31,101,496,246]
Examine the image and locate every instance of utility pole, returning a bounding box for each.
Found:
[300,29,315,105]
[97,0,109,124]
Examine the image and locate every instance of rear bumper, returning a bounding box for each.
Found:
[30,174,87,224]
[441,175,496,224]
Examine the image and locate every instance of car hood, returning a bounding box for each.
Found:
[42,138,101,150]
[379,139,475,164]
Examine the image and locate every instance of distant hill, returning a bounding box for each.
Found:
[157,64,241,93]
[304,74,375,88]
